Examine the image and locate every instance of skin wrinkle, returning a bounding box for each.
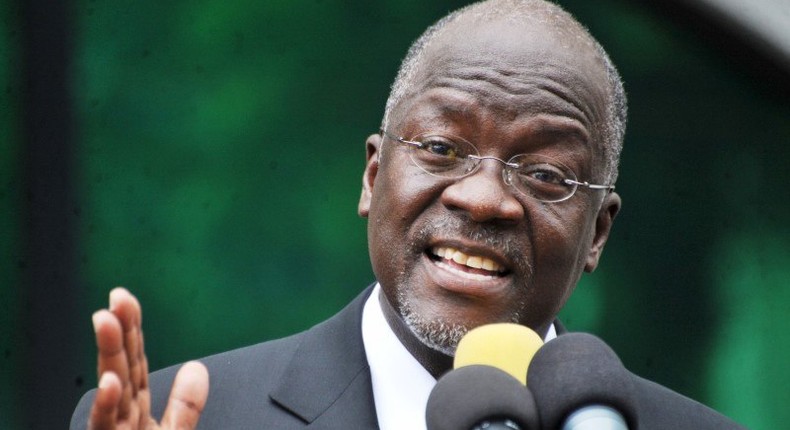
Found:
[432,74,590,126]
[427,19,607,137]
[451,64,596,116]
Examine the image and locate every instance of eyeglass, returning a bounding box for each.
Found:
[380,130,615,203]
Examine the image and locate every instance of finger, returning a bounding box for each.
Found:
[109,288,144,397]
[160,362,209,430]
[136,389,152,430]
[138,331,151,423]
[93,309,133,420]
[139,331,149,390]
[88,371,122,430]
[113,288,151,427]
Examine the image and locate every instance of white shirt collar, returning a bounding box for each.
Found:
[361,283,557,430]
[362,284,436,430]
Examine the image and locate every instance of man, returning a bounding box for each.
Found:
[72,0,746,428]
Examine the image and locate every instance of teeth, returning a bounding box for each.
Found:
[482,259,496,271]
[432,247,504,273]
[452,252,468,265]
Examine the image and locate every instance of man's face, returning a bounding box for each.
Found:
[359,19,620,354]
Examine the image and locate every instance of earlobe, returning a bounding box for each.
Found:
[584,192,621,272]
[358,133,382,218]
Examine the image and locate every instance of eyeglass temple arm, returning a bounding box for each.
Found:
[564,179,616,191]
[380,129,423,148]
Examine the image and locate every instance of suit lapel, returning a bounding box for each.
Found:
[553,318,568,335]
[269,286,379,428]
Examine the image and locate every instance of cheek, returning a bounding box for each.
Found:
[537,199,596,257]
[366,165,441,273]
[370,165,441,230]
[526,202,597,293]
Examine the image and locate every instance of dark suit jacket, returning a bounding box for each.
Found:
[71,286,746,429]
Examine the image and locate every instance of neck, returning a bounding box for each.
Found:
[378,290,454,379]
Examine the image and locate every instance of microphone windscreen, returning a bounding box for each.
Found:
[426,365,539,430]
[454,323,543,385]
[527,333,637,430]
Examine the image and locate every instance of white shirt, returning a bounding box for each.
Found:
[361,284,556,430]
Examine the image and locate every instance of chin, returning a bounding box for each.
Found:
[398,294,468,356]
[405,318,465,357]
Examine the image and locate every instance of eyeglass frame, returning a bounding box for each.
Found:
[379,129,615,203]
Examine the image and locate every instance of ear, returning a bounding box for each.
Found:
[584,191,621,272]
[358,133,382,218]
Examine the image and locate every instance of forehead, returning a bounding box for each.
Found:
[392,17,609,148]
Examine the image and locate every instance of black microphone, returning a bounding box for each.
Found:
[527,333,637,430]
[426,365,539,430]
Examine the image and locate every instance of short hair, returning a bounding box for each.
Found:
[381,0,627,184]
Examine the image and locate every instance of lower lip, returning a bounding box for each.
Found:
[421,253,511,298]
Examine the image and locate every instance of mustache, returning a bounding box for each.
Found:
[415,215,533,275]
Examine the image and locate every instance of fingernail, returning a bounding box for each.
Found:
[109,288,123,310]
[99,372,117,389]
[92,312,101,332]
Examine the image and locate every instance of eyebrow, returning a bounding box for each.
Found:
[400,88,594,152]
[524,117,591,146]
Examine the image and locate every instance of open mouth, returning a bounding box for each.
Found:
[427,246,509,279]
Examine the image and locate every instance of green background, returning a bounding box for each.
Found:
[2,0,788,428]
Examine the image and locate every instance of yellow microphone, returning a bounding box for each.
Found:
[453,323,544,385]
[426,323,544,429]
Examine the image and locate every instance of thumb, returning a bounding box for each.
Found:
[159,361,209,429]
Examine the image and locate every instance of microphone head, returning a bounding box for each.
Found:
[426,365,540,430]
[527,333,637,430]
[454,323,544,385]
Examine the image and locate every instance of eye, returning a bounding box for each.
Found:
[418,136,461,159]
[520,163,567,185]
[506,154,579,202]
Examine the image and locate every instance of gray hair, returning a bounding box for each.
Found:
[381,0,627,184]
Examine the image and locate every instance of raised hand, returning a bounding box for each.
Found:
[88,287,209,429]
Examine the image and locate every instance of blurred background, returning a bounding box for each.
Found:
[1,0,788,428]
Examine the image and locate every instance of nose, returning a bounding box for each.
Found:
[439,159,525,223]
